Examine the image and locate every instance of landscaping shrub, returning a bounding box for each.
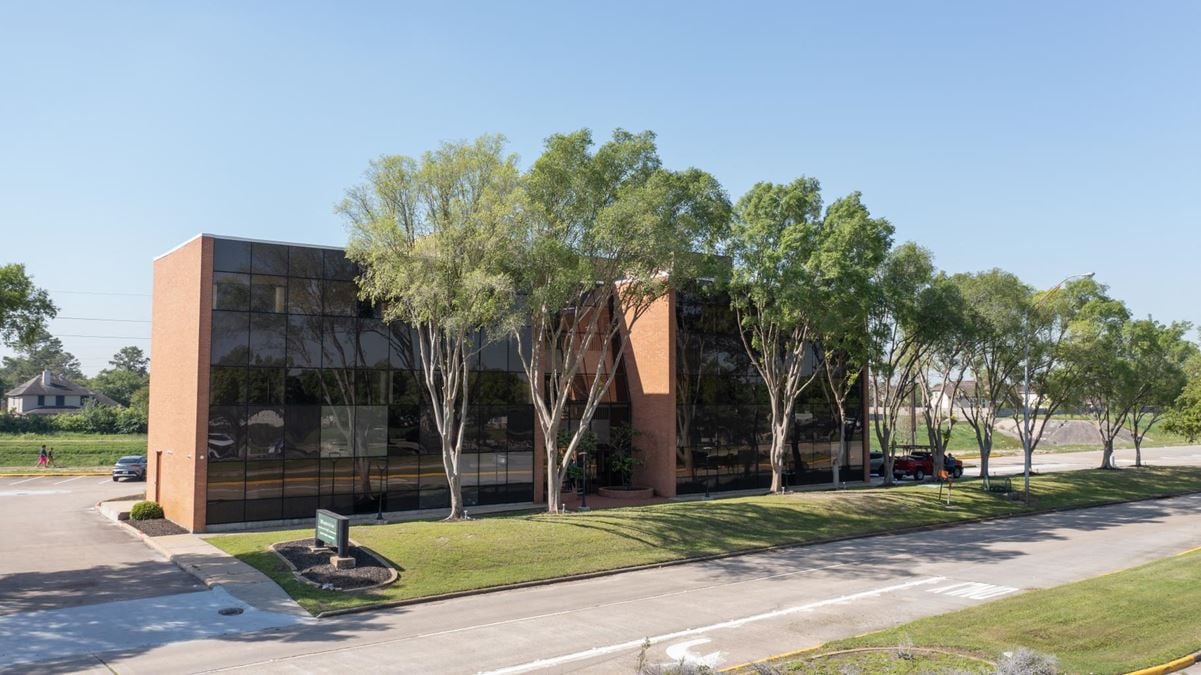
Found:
[130,500,164,520]
[995,648,1057,675]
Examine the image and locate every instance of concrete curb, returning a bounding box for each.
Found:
[1126,651,1201,675]
[312,487,1201,619]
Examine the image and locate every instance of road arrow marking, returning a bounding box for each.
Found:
[663,638,722,669]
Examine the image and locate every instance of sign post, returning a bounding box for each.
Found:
[314,509,349,558]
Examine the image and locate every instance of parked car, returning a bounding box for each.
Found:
[892,451,963,481]
[112,455,147,482]
[869,452,885,476]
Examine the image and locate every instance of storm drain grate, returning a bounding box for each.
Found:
[218,607,244,616]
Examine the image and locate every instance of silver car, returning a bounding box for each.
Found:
[112,455,147,482]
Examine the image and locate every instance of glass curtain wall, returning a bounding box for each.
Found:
[674,287,864,495]
[206,238,534,525]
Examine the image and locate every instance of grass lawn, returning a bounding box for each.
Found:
[0,433,146,470]
[765,547,1201,674]
[208,466,1201,615]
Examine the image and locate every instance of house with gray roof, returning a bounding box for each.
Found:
[4,370,117,415]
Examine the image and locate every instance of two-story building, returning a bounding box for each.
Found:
[4,370,117,415]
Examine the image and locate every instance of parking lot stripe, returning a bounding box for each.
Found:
[53,476,87,486]
[10,477,42,485]
[98,478,115,484]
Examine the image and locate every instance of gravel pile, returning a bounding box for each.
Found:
[274,538,395,590]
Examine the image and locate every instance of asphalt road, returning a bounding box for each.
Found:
[41,489,1201,674]
[0,474,204,616]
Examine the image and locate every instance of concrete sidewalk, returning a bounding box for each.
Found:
[98,500,309,618]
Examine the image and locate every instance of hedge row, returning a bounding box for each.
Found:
[0,404,147,434]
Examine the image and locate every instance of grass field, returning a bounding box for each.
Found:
[209,466,1201,615]
[764,547,1201,674]
[0,433,146,469]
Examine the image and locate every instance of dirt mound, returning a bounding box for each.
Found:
[994,418,1132,446]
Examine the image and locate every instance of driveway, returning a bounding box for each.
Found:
[0,475,204,615]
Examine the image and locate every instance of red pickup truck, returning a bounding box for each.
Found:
[892,451,964,481]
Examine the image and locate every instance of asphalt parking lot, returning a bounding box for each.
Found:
[0,475,204,615]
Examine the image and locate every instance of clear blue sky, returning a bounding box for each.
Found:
[2,1,1198,374]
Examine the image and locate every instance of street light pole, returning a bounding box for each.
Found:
[1022,272,1094,505]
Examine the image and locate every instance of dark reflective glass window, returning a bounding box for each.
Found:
[213,272,250,311]
[320,405,354,458]
[475,371,528,405]
[320,458,355,495]
[387,454,420,494]
[507,451,533,485]
[391,370,421,405]
[207,462,245,501]
[284,460,319,497]
[418,458,449,509]
[286,315,322,368]
[460,453,479,487]
[284,405,320,458]
[289,246,323,278]
[285,368,322,405]
[321,370,355,406]
[323,249,358,280]
[208,406,245,460]
[210,311,249,365]
[480,407,508,452]
[322,317,357,368]
[244,498,283,522]
[247,367,284,405]
[355,406,388,457]
[246,406,285,459]
[355,369,389,405]
[480,338,508,371]
[357,319,389,369]
[508,326,531,373]
[249,314,286,366]
[388,403,421,455]
[323,281,358,317]
[506,406,534,453]
[250,275,288,313]
[213,239,251,273]
[287,278,322,315]
[478,452,501,486]
[251,243,288,275]
[245,460,283,500]
[209,367,246,405]
[389,323,415,369]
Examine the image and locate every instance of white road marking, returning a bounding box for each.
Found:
[663,638,722,669]
[9,477,42,485]
[478,577,945,675]
[98,478,114,484]
[928,581,1019,600]
[53,476,86,486]
[201,559,855,667]
[0,489,70,497]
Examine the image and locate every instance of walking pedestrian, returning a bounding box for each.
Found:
[47,448,55,467]
[37,445,48,468]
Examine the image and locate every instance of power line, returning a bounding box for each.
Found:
[55,317,151,323]
[55,334,150,340]
[50,290,151,297]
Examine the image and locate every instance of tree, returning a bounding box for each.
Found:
[0,263,56,348]
[913,277,970,477]
[515,129,729,513]
[866,243,950,485]
[341,136,523,520]
[1125,319,1193,466]
[1011,276,1104,458]
[811,193,893,487]
[0,330,84,385]
[1165,351,1201,442]
[951,270,1030,479]
[1061,293,1137,469]
[109,345,149,376]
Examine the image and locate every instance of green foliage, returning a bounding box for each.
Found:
[1165,351,1201,441]
[130,500,164,520]
[0,401,146,434]
[89,367,146,406]
[0,263,56,348]
[0,330,84,383]
[108,346,149,377]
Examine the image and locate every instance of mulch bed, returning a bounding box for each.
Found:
[274,539,396,591]
[126,518,189,537]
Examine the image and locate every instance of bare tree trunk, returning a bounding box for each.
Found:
[445,467,465,520]
[832,411,845,487]
[546,467,564,514]
[1133,430,1143,468]
[769,428,787,493]
[1100,438,1117,469]
[978,432,992,479]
